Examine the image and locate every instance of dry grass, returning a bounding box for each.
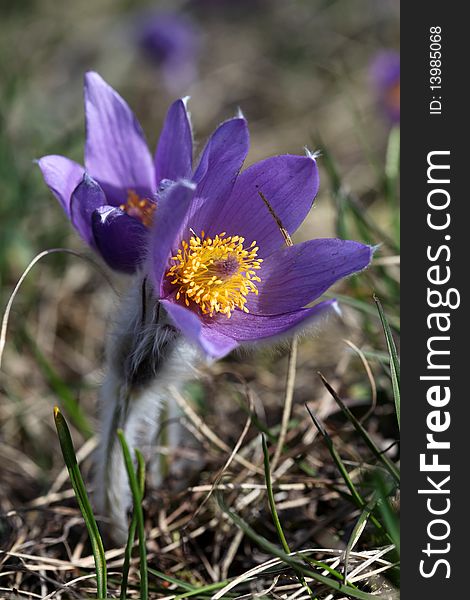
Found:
[1,303,399,597]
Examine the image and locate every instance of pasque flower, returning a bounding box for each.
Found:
[370,50,400,124]
[37,73,374,539]
[37,72,247,273]
[137,11,201,94]
[38,72,372,361]
[151,161,373,360]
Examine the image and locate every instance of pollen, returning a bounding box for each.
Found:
[167,231,263,318]
[120,190,156,227]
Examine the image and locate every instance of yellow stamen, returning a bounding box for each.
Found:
[120,190,156,227]
[167,231,263,318]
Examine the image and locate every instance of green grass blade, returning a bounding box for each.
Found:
[317,373,400,485]
[318,139,399,253]
[343,499,376,584]
[261,435,313,598]
[216,494,379,600]
[53,407,107,599]
[305,404,386,535]
[346,194,399,253]
[120,451,145,600]
[374,295,400,384]
[301,557,344,580]
[361,349,390,364]
[385,126,400,185]
[305,405,365,508]
[373,472,400,556]
[172,581,234,599]
[147,568,196,592]
[374,295,400,430]
[147,569,234,598]
[117,430,148,600]
[385,126,400,242]
[261,435,291,554]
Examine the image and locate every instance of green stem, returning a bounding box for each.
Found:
[117,430,148,600]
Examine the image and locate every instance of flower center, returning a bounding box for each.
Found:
[167,231,262,318]
[120,190,156,227]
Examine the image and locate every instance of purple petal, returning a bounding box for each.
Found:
[370,51,400,91]
[370,51,400,124]
[161,299,238,358]
[92,206,148,273]
[247,239,373,315]
[207,299,337,343]
[84,71,155,202]
[154,98,193,183]
[202,155,319,256]
[70,174,107,247]
[37,155,84,216]
[150,180,196,294]
[189,117,249,232]
[162,298,337,359]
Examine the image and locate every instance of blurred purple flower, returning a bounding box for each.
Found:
[151,153,373,359]
[370,50,400,124]
[137,11,201,94]
[38,72,195,273]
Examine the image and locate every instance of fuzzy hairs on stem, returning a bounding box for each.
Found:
[94,275,200,544]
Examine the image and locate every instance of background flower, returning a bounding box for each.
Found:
[370,49,400,124]
[137,10,201,95]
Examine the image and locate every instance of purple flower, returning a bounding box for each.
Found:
[190,0,266,11]
[38,72,248,273]
[370,50,400,124]
[150,157,373,360]
[137,11,201,94]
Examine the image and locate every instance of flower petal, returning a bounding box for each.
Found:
[163,298,337,359]
[84,71,155,202]
[161,299,238,359]
[189,117,249,232]
[207,299,337,342]
[70,173,107,247]
[200,154,319,256]
[150,180,196,294]
[91,206,148,273]
[154,98,193,183]
[370,51,400,90]
[247,239,373,315]
[37,155,85,216]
